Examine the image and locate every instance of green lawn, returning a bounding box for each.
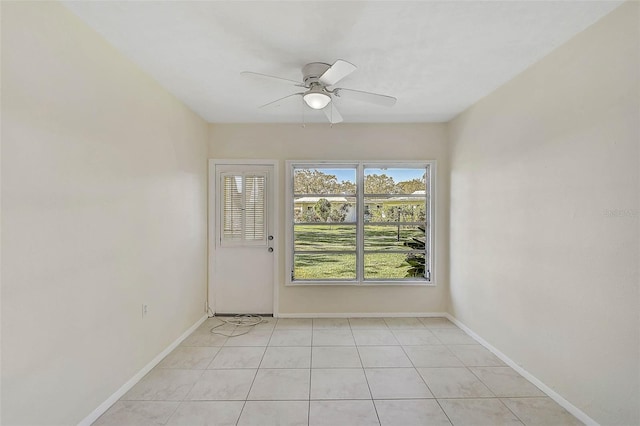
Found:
[294,225,356,251]
[293,224,425,280]
[294,253,357,280]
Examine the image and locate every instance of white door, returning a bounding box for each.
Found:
[210,162,275,314]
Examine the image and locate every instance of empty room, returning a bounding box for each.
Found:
[1,1,638,426]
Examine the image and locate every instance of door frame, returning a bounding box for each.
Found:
[208,159,280,316]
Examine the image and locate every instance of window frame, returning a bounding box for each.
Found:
[285,160,436,286]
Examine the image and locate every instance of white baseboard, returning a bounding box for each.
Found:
[276,312,448,318]
[444,313,599,426]
[78,314,208,426]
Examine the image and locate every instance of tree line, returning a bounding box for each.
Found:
[294,169,425,194]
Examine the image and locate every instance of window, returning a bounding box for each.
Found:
[287,161,434,285]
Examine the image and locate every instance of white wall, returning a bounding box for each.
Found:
[448,2,639,425]
[209,123,449,315]
[1,2,209,425]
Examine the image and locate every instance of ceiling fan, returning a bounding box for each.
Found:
[241,60,397,124]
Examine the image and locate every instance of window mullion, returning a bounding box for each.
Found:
[356,164,364,283]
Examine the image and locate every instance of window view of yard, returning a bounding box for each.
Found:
[291,165,430,282]
[294,224,424,279]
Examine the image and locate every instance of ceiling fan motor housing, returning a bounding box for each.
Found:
[302,62,331,86]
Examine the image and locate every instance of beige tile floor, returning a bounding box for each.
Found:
[93,317,583,426]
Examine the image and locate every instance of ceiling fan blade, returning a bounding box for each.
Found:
[335,88,397,107]
[319,60,356,86]
[241,71,306,87]
[323,102,343,124]
[259,92,304,109]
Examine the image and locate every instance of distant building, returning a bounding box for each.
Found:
[293,191,425,223]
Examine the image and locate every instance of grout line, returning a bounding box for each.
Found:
[161,399,183,426]
[163,343,210,425]
[433,398,455,426]
[350,321,382,425]
[308,319,314,426]
[465,365,498,398]
[235,320,276,425]
[118,395,523,402]
[398,341,455,425]
[444,313,596,425]
[497,397,531,425]
[99,317,585,425]
[82,315,209,425]
[201,345,222,370]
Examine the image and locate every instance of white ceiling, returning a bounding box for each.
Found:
[63,1,621,123]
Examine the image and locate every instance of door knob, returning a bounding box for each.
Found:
[268,247,274,252]
[268,235,274,240]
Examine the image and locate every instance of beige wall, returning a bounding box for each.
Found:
[448,2,639,425]
[1,2,208,425]
[3,1,637,424]
[209,123,449,314]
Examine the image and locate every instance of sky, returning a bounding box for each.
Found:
[315,168,424,183]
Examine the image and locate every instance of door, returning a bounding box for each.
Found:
[210,162,275,314]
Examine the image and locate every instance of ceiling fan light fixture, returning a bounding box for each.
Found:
[303,91,331,110]
[243,60,397,123]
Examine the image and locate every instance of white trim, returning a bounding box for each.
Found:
[271,162,280,316]
[444,313,599,426]
[285,160,436,286]
[208,160,216,314]
[357,163,364,280]
[277,312,448,318]
[78,315,207,426]
[208,159,279,316]
[288,280,435,287]
[427,161,437,284]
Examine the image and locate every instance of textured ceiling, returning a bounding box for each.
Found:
[63,1,621,123]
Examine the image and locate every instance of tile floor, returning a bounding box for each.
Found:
[94,317,583,426]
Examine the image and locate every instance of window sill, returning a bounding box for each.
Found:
[286,280,435,287]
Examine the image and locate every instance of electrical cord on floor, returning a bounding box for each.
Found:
[210,314,266,337]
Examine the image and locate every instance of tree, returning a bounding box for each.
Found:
[294,169,339,194]
[364,174,398,194]
[301,209,320,222]
[329,209,345,223]
[403,225,426,278]
[328,202,352,223]
[295,208,320,222]
[314,198,332,222]
[396,178,425,194]
[339,180,356,194]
